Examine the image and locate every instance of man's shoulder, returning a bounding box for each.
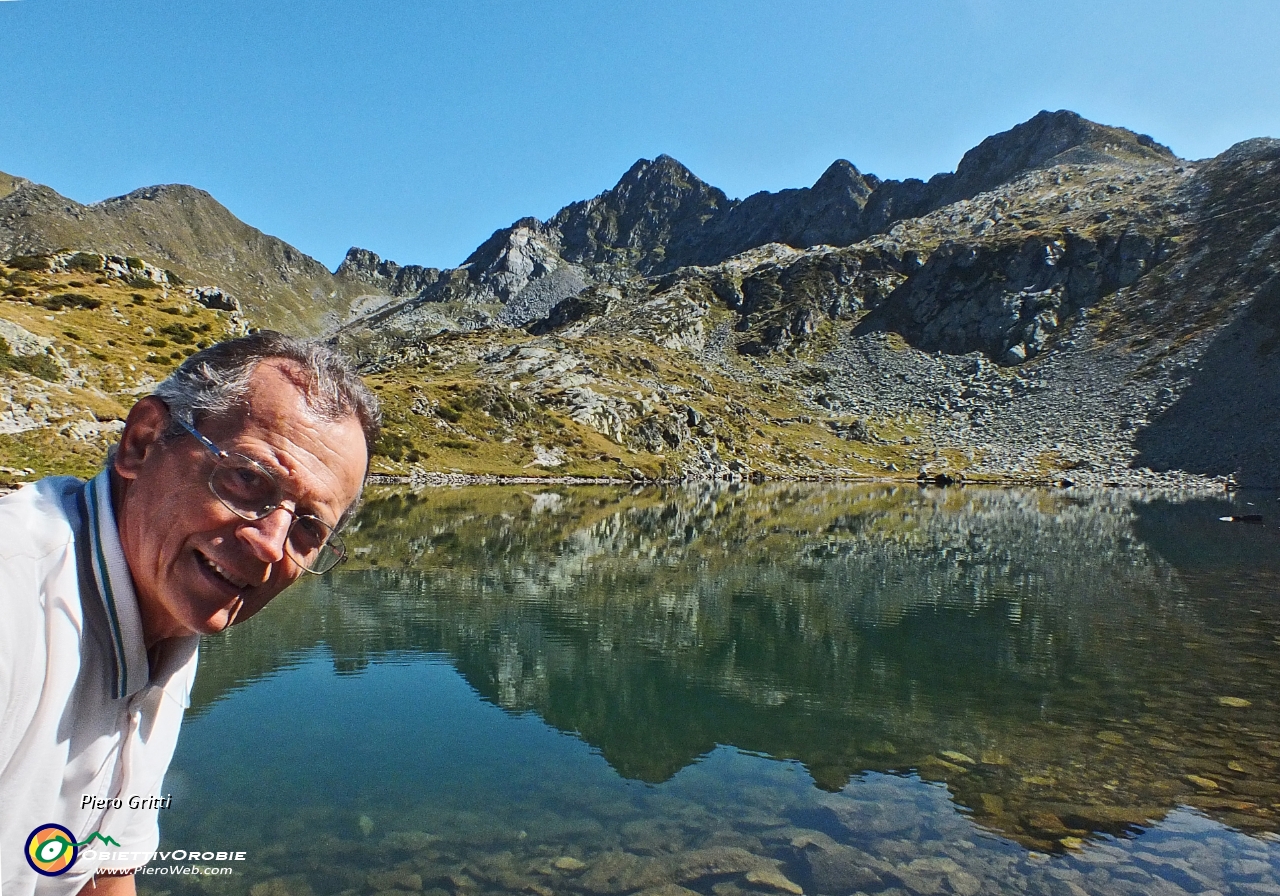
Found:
[0,475,85,562]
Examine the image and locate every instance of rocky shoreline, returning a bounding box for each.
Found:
[378,465,1231,493]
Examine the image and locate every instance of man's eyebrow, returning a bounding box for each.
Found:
[246,448,338,525]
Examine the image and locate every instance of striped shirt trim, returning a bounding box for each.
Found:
[80,471,150,700]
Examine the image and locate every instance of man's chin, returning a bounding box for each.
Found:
[192,599,247,635]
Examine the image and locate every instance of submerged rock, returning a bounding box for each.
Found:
[744,867,804,894]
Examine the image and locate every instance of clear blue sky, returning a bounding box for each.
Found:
[2,1,1277,271]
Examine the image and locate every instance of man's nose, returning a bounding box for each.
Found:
[237,507,293,565]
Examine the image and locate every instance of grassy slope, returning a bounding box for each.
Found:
[0,151,1211,486]
[0,258,929,485]
[0,175,358,334]
[0,258,240,486]
[360,325,934,482]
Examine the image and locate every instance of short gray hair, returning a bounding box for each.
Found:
[151,331,382,459]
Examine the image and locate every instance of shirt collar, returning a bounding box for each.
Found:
[81,469,151,699]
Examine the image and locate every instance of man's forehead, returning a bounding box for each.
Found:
[205,360,331,437]
[204,362,368,503]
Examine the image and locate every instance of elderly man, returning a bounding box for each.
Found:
[0,332,380,896]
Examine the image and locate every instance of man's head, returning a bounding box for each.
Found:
[111,332,381,645]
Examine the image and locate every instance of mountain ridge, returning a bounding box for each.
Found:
[0,174,359,333]
[327,112,1276,486]
[340,109,1180,325]
[4,110,1277,487]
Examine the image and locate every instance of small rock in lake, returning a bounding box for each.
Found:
[367,870,423,892]
[579,851,667,894]
[1021,775,1056,786]
[555,856,587,872]
[382,830,439,851]
[978,793,1004,814]
[673,846,771,882]
[636,885,701,896]
[357,814,375,837]
[744,868,803,894]
[787,829,839,851]
[803,844,884,893]
[947,870,983,896]
[1217,696,1252,707]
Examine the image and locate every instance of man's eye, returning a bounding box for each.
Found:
[291,517,330,551]
[215,463,275,503]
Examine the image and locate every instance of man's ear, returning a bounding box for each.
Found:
[114,397,170,481]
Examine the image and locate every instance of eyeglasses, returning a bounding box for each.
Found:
[175,417,347,574]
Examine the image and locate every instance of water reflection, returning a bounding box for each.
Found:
[187,483,1280,856]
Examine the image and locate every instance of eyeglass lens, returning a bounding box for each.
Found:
[208,455,344,572]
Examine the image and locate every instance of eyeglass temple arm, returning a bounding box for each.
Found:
[174,416,228,459]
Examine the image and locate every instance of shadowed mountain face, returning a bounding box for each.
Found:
[190,483,1280,852]
[1131,139,1280,483]
[0,177,357,333]
[551,155,735,272]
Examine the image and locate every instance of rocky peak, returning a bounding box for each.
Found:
[335,246,441,298]
[810,159,879,204]
[336,246,390,281]
[0,180,74,218]
[1208,136,1280,167]
[942,110,1179,203]
[461,218,567,302]
[101,183,218,207]
[610,154,719,204]
[462,217,548,268]
[552,154,732,273]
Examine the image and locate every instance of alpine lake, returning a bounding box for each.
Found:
[139,483,1280,896]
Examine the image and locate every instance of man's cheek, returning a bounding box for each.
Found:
[235,592,279,626]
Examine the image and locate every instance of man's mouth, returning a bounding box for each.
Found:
[197,551,250,591]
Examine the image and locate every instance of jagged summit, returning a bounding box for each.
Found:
[812,159,881,198]
[549,154,731,273]
[336,246,441,299]
[333,109,1198,341]
[1211,136,1280,166]
[99,183,220,206]
[942,109,1176,204]
[615,154,712,194]
[376,109,1186,292]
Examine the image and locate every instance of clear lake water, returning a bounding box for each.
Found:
[139,483,1280,896]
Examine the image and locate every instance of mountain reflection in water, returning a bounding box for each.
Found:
[189,483,1280,854]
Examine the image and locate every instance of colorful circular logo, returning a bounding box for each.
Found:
[25,824,78,876]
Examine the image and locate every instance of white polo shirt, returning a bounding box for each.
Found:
[0,471,200,896]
